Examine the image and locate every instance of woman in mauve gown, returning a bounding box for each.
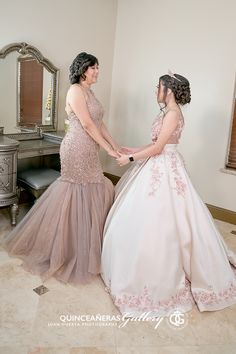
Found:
[3,52,119,285]
[101,72,236,317]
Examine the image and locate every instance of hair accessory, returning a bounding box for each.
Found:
[168,69,182,82]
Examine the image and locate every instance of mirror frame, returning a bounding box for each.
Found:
[0,42,59,132]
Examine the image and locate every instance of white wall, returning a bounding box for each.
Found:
[0,0,118,144]
[0,52,18,133]
[0,0,236,212]
[105,0,236,212]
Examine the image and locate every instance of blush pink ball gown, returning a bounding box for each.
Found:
[101,111,236,317]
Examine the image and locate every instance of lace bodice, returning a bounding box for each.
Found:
[151,111,184,144]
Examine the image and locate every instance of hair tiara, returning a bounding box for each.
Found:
[168,69,182,82]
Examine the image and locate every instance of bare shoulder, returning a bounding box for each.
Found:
[67,84,87,103]
[162,109,182,128]
[68,84,83,95]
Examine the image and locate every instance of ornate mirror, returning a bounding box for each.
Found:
[0,42,59,134]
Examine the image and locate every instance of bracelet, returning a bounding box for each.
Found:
[128,155,134,162]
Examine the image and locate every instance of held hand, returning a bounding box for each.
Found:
[118,146,139,155]
[116,152,130,166]
[108,149,120,158]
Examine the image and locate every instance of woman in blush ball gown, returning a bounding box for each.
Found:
[3,52,120,285]
[101,72,236,317]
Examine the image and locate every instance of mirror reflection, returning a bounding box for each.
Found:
[18,56,53,127]
[0,42,59,134]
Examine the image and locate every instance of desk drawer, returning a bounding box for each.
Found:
[18,146,60,159]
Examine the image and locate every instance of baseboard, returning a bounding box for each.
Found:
[104,172,236,226]
[206,204,236,226]
[104,172,120,185]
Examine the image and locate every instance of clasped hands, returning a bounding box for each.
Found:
[64,104,135,167]
[108,147,138,166]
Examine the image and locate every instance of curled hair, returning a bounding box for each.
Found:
[159,73,191,105]
[69,52,99,84]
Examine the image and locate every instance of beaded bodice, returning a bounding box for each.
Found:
[67,88,104,132]
[59,89,105,184]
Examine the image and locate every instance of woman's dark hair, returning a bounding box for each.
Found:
[69,52,99,84]
[159,73,191,105]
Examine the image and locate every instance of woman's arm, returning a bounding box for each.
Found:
[116,110,180,166]
[68,85,118,157]
[100,122,120,151]
[120,143,154,154]
[101,121,153,154]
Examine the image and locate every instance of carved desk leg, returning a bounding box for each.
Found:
[10,203,18,226]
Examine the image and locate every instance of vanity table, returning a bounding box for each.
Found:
[18,132,64,157]
[0,42,63,224]
[0,131,65,225]
[0,136,19,225]
[16,131,65,172]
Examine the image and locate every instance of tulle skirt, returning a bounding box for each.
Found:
[3,177,114,284]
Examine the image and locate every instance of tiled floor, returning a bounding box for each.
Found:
[0,205,236,354]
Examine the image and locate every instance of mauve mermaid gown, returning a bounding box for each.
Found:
[3,88,114,284]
